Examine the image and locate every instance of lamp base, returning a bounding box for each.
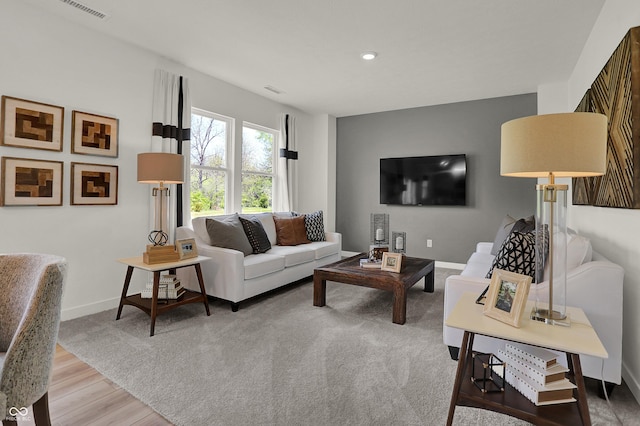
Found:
[530,308,571,326]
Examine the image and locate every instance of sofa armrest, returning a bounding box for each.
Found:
[325,231,342,247]
[476,242,493,254]
[176,226,245,302]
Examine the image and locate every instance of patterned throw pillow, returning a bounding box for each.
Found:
[239,216,272,254]
[486,231,537,280]
[304,210,326,241]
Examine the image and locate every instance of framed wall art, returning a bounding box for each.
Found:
[71,162,118,205]
[0,156,63,206]
[0,96,64,151]
[381,252,402,273]
[71,110,118,157]
[483,269,532,328]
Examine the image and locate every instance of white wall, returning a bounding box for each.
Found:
[537,0,640,403]
[297,114,337,232]
[0,1,333,320]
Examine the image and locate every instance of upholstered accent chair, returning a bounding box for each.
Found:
[0,254,67,426]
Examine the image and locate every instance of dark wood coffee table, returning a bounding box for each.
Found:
[313,253,435,324]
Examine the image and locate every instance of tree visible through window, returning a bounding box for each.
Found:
[190,110,230,217]
[242,124,275,213]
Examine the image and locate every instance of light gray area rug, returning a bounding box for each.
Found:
[58,269,640,425]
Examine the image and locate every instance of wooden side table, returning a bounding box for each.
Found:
[116,255,211,336]
[445,292,608,426]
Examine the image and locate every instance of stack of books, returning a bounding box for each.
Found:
[141,274,186,300]
[493,342,577,406]
[360,258,382,269]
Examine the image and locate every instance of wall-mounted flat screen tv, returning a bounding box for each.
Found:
[380,154,467,206]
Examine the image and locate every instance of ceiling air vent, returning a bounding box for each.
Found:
[264,85,284,95]
[58,0,109,20]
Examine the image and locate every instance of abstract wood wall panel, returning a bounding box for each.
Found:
[573,26,640,209]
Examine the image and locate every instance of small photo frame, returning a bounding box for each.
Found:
[381,252,402,273]
[71,110,118,157]
[71,162,118,205]
[1,96,64,151]
[176,238,198,259]
[1,156,63,206]
[483,269,532,328]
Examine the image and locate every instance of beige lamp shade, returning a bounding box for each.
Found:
[137,152,184,183]
[501,112,608,178]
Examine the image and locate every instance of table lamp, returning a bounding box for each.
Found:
[500,112,607,325]
[137,152,184,246]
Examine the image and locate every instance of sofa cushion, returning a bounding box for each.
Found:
[205,214,253,256]
[267,245,316,267]
[307,240,340,260]
[239,216,272,254]
[303,210,326,241]
[486,230,537,280]
[491,214,516,255]
[244,253,286,280]
[273,216,311,246]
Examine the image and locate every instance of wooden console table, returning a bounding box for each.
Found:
[116,255,211,336]
[445,292,608,425]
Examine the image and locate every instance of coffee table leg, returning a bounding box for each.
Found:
[392,286,407,324]
[313,273,326,307]
[424,269,434,293]
[116,266,134,320]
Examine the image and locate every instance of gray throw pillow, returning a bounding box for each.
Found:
[491,215,517,255]
[205,214,253,256]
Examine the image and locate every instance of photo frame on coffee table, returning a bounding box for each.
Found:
[381,252,402,272]
[71,110,118,157]
[483,269,532,327]
[1,157,63,206]
[70,162,118,205]
[1,96,64,151]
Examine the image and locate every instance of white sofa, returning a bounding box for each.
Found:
[443,236,624,389]
[175,212,342,311]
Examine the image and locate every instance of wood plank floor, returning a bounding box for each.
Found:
[19,345,172,426]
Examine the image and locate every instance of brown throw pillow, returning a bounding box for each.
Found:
[273,215,311,246]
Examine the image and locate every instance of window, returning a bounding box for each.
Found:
[241,123,276,213]
[189,109,232,217]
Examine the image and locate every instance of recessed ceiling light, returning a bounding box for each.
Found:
[361,52,378,61]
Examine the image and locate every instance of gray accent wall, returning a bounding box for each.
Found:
[336,94,537,264]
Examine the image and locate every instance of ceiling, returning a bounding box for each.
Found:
[25,0,605,117]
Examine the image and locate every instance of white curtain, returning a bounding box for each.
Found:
[274,113,297,212]
[150,69,191,240]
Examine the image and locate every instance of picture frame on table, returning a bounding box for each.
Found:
[1,96,64,151]
[176,238,198,259]
[0,156,63,206]
[483,268,532,327]
[70,162,118,205]
[71,110,118,157]
[381,252,402,273]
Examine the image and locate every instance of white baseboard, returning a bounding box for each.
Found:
[61,297,120,321]
[623,359,640,405]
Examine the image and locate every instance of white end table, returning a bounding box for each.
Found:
[116,255,211,336]
[445,292,607,425]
